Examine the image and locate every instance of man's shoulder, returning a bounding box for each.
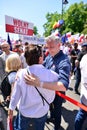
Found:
[0,52,5,59]
[59,51,69,60]
[82,54,87,61]
[44,55,52,63]
[10,51,17,54]
[0,52,4,56]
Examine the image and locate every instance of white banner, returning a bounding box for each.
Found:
[22,35,45,45]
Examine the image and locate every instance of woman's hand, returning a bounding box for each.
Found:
[24,72,40,87]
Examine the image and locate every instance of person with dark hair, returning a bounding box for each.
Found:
[70,42,80,79]
[8,44,58,130]
[24,42,29,51]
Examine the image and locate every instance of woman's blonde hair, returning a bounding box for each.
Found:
[5,54,21,72]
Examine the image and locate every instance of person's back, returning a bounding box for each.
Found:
[12,65,58,117]
[1,53,21,106]
[8,44,58,130]
[5,53,21,93]
[0,53,21,130]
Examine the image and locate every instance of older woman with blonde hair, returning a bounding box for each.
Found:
[2,54,22,106]
[5,53,21,73]
[5,53,21,90]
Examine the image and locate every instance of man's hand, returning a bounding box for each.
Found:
[24,72,40,87]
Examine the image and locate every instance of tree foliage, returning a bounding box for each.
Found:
[33,26,38,35]
[43,12,61,36]
[43,1,87,36]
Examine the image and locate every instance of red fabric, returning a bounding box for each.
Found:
[56,91,87,112]
[45,51,49,57]
[9,119,13,130]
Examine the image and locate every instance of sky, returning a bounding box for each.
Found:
[0,0,87,40]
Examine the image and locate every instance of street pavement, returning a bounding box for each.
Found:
[0,79,87,130]
[45,79,87,130]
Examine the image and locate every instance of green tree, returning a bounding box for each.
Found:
[81,18,87,34]
[43,12,61,36]
[43,1,87,36]
[64,2,87,34]
[33,26,38,35]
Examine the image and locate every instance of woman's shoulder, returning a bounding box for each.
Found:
[15,68,26,79]
[8,71,17,84]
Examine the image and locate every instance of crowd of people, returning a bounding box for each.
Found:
[0,34,87,130]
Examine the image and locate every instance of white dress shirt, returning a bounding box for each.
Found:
[80,54,87,106]
[9,64,58,118]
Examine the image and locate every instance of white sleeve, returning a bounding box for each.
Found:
[9,77,21,110]
[80,54,87,85]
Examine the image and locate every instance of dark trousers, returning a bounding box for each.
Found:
[75,108,87,130]
[51,92,65,130]
[14,112,47,130]
[71,61,76,75]
[74,68,81,91]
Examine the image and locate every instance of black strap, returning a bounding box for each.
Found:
[35,87,50,106]
[27,69,50,106]
[7,70,17,76]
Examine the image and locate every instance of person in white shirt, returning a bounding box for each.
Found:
[0,41,16,101]
[8,44,58,130]
[75,53,87,130]
[0,41,16,86]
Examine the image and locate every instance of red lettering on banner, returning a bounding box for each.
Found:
[13,19,28,28]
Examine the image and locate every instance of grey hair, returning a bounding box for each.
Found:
[1,41,9,46]
[45,34,61,44]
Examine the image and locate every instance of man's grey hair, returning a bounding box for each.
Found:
[45,34,61,44]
